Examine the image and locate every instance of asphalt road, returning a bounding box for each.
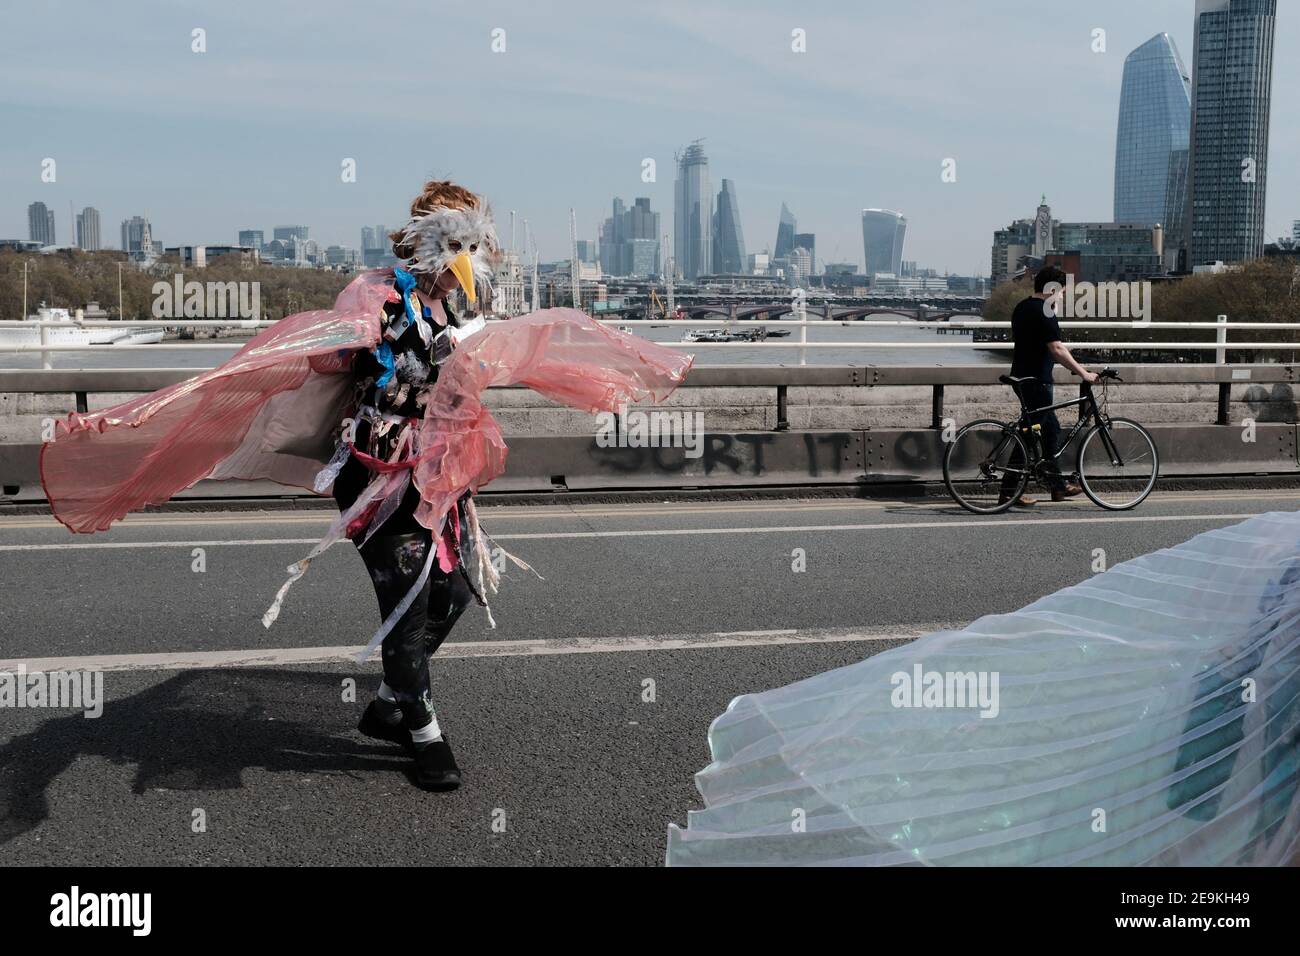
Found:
[2,489,1298,865]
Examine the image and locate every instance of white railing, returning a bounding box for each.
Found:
[594,315,1300,366]
[2,315,1298,368]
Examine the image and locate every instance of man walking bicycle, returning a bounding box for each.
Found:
[1000,266,1098,507]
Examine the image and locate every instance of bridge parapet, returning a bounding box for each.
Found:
[2,365,1295,500]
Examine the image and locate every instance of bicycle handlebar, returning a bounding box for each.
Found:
[1076,367,1121,390]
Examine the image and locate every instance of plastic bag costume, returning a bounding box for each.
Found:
[40,264,692,735]
[667,511,1300,866]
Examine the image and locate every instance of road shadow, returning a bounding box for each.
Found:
[0,668,401,845]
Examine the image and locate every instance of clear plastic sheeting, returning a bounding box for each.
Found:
[667,511,1300,866]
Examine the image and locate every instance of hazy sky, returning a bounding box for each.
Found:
[2,0,1296,275]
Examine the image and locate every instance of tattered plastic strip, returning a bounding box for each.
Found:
[358,426,417,549]
[463,497,542,629]
[261,468,397,628]
[313,440,352,494]
[354,539,437,665]
[358,471,411,549]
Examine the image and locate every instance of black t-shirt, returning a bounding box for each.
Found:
[1009,296,1061,383]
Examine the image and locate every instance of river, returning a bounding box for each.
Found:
[0,317,1007,370]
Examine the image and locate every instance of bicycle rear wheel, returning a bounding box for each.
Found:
[1077,417,1159,510]
[943,419,1029,514]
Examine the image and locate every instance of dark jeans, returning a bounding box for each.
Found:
[1002,380,1065,494]
[356,529,475,731]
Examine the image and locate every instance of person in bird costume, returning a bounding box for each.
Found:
[40,179,692,790]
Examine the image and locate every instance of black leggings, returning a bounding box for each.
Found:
[356,529,476,730]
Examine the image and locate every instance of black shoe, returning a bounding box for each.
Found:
[413,734,461,791]
[357,700,413,752]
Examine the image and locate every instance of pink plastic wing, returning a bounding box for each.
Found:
[412,308,693,530]
[41,270,393,534]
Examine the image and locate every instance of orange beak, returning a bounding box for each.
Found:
[447,252,476,304]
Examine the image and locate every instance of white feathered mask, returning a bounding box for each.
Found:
[395,202,498,307]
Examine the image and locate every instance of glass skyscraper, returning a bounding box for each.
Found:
[76,206,102,251]
[1113,33,1190,229]
[712,179,747,274]
[121,215,153,259]
[1186,0,1277,266]
[793,232,816,274]
[601,196,661,276]
[273,225,310,243]
[773,203,797,261]
[28,201,55,245]
[673,141,712,279]
[1162,148,1190,267]
[861,208,906,278]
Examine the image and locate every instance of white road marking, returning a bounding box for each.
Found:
[1,490,1296,530]
[0,538,320,551]
[0,512,1262,551]
[478,513,1259,540]
[0,623,946,673]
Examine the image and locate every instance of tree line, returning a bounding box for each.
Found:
[979,258,1300,363]
[0,249,352,321]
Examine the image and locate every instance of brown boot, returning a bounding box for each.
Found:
[1051,482,1084,502]
[999,492,1037,507]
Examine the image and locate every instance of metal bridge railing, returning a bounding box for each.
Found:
[1,361,1294,435]
[2,315,1298,368]
[592,316,1300,367]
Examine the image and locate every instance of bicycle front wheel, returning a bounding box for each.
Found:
[1077,417,1159,510]
[943,419,1029,514]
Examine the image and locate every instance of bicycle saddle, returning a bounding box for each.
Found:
[999,374,1037,387]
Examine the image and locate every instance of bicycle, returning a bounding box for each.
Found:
[943,368,1160,514]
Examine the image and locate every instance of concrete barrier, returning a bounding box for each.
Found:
[2,365,1297,501]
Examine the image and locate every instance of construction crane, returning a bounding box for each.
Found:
[529,228,540,311]
[662,233,675,316]
[523,218,540,312]
[646,289,667,320]
[569,207,581,311]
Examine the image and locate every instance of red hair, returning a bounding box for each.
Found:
[390,180,481,259]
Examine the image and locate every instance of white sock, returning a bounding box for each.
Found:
[410,716,443,745]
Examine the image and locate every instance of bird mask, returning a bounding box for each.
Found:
[395,201,498,309]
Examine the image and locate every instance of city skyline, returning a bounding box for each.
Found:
[1,1,1296,275]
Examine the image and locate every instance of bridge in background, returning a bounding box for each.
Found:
[592,292,988,321]
[669,304,984,323]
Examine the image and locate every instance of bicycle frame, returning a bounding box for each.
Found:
[1003,382,1126,478]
